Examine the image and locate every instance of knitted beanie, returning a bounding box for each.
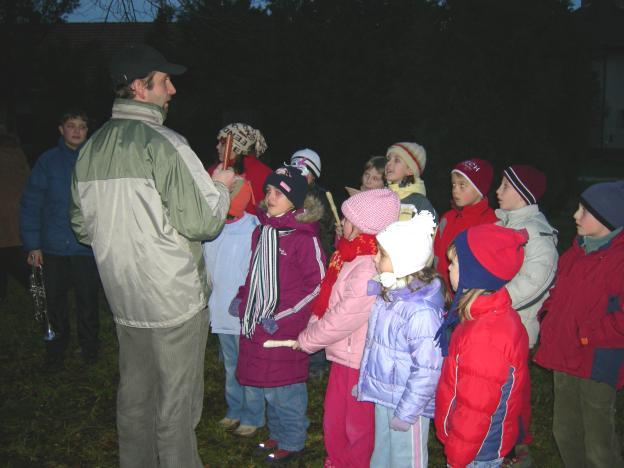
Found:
[376,209,437,278]
[387,142,427,177]
[218,123,268,157]
[454,224,527,292]
[435,224,528,356]
[452,158,494,197]
[341,188,400,235]
[580,181,624,231]
[503,165,546,205]
[263,165,308,209]
[291,148,321,179]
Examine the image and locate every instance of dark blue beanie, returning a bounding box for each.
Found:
[263,165,308,209]
[580,181,624,231]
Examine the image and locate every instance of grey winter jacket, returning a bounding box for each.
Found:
[70,99,230,328]
[496,205,558,347]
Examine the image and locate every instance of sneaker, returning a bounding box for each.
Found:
[232,424,258,437]
[218,417,240,430]
[257,439,279,451]
[266,448,301,463]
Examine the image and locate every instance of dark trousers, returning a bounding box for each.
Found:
[0,246,29,299]
[553,371,623,468]
[44,254,100,358]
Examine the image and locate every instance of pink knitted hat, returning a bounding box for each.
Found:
[341,188,401,235]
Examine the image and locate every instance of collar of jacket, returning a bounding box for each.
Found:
[495,204,540,224]
[451,197,492,217]
[367,276,442,302]
[56,136,82,156]
[112,98,166,125]
[579,226,623,254]
[467,288,512,319]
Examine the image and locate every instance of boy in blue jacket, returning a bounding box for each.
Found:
[20,109,100,367]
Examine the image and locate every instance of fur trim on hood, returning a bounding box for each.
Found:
[257,193,325,224]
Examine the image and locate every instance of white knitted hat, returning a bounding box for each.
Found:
[376,209,436,279]
[290,148,321,178]
[386,142,426,177]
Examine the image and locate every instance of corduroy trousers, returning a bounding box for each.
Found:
[553,371,623,468]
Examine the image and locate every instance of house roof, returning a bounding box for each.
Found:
[40,22,155,57]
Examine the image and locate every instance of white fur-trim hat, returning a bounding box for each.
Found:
[376,209,436,279]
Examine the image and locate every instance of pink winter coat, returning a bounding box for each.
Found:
[298,255,377,370]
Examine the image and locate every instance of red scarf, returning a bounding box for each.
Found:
[312,234,378,318]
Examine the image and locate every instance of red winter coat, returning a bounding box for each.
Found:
[208,155,272,215]
[435,289,530,467]
[235,196,326,387]
[534,231,624,389]
[434,199,497,292]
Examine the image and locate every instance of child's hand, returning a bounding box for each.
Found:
[335,222,344,238]
[261,317,279,334]
[291,340,301,350]
[228,298,241,317]
[390,416,411,432]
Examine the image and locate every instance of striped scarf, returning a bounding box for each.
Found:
[242,225,280,338]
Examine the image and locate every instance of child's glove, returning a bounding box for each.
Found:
[228,298,241,317]
[390,416,411,432]
[261,317,279,334]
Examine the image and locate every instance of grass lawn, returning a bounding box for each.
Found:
[1,277,622,467]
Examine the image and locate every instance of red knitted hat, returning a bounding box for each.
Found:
[461,224,528,287]
[452,158,494,197]
[503,165,546,205]
[341,188,401,235]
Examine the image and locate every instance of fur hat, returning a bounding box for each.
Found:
[263,165,308,209]
[580,181,624,231]
[218,123,268,157]
[503,165,546,205]
[376,209,436,279]
[291,148,321,179]
[452,158,493,197]
[341,188,400,235]
[386,142,427,177]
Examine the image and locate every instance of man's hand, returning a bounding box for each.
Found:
[27,250,43,267]
[212,164,235,190]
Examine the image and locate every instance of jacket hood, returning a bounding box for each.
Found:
[257,193,324,232]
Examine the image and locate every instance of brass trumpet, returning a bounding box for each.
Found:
[29,257,56,341]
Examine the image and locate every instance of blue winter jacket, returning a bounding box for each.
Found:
[202,212,259,335]
[20,137,92,256]
[358,277,445,421]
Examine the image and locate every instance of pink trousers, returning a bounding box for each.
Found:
[323,362,375,468]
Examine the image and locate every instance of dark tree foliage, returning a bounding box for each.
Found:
[167,0,593,212]
[1,0,79,160]
[11,0,594,213]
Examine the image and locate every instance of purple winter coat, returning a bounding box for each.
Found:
[236,196,326,387]
[357,277,445,421]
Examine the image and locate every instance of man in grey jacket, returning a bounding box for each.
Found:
[70,44,234,467]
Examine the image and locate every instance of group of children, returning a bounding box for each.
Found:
[202,122,624,467]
